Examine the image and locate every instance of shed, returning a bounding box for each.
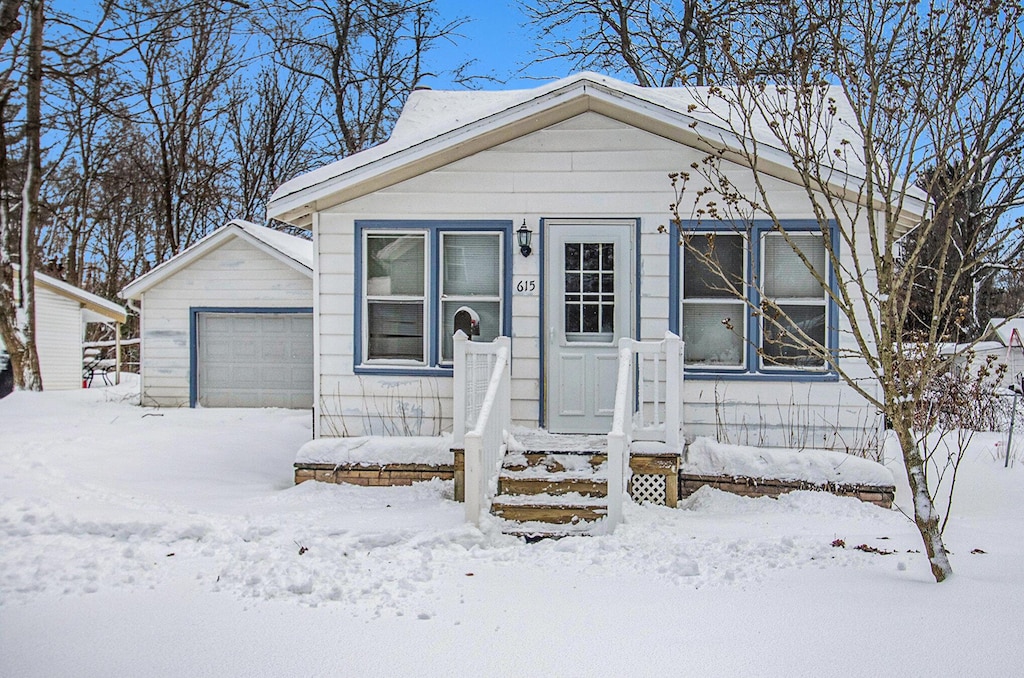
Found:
[120,220,314,408]
[3,271,127,391]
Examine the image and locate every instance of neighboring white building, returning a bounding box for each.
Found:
[981,318,1024,388]
[4,272,127,391]
[120,220,314,408]
[266,73,917,452]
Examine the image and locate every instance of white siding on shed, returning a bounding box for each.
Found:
[138,236,313,407]
[34,285,84,390]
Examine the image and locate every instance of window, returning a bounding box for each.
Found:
[563,242,616,343]
[676,221,834,375]
[356,221,509,372]
[760,232,828,369]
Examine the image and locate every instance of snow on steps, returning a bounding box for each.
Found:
[492,450,609,537]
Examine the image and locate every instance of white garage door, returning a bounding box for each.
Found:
[197,312,313,408]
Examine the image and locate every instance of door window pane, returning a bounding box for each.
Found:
[564,241,615,343]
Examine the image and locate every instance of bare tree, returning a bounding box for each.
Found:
[519,0,762,86]
[122,0,243,258]
[670,0,1024,582]
[0,0,42,390]
[264,0,469,156]
[224,64,327,223]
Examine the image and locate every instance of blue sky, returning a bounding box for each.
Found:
[427,0,578,89]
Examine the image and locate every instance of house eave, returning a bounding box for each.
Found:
[268,77,926,227]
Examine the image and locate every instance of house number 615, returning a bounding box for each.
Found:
[515,279,537,294]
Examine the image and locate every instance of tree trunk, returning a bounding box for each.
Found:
[896,423,953,582]
[16,0,43,389]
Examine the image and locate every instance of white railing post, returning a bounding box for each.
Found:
[606,337,636,531]
[465,431,483,522]
[452,330,467,449]
[665,332,681,452]
[456,335,512,526]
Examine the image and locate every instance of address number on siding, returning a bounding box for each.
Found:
[514,278,538,295]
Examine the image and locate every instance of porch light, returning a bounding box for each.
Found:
[517,220,533,257]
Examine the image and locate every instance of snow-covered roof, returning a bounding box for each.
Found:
[985,318,1024,347]
[267,71,926,228]
[120,220,313,300]
[35,271,127,323]
[7,265,126,324]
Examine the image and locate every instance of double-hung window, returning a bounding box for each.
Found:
[357,221,509,371]
[676,221,834,375]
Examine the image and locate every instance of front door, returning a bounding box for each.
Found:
[544,221,634,433]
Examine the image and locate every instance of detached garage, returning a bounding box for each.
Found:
[121,220,314,408]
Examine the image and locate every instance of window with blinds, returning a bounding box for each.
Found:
[358,222,508,370]
[439,232,502,362]
[760,233,827,368]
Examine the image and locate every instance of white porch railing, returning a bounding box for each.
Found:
[607,332,684,529]
[452,331,512,525]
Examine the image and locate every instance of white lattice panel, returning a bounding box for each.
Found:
[630,473,667,505]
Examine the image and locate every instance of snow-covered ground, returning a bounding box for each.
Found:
[2,379,1022,677]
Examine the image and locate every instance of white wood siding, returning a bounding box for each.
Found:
[316,112,880,449]
[138,237,313,407]
[35,285,84,390]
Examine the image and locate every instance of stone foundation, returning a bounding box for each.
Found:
[294,456,893,509]
[678,473,894,508]
[294,463,454,487]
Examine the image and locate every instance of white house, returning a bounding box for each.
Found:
[3,271,127,391]
[266,73,905,453]
[120,220,314,408]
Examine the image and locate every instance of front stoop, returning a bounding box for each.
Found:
[455,446,682,538]
[492,451,610,537]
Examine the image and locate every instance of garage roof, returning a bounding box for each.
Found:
[120,220,313,301]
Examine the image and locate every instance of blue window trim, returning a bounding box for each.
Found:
[353,220,513,375]
[669,219,840,382]
[537,217,642,428]
[189,306,314,408]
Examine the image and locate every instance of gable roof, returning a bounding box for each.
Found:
[35,271,127,323]
[985,318,1024,347]
[267,71,927,229]
[120,220,313,300]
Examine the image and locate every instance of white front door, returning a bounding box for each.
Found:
[544,221,634,433]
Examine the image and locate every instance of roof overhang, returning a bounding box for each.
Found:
[34,272,126,323]
[267,76,927,229]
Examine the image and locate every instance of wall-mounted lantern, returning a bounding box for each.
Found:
[517,220,533,257]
